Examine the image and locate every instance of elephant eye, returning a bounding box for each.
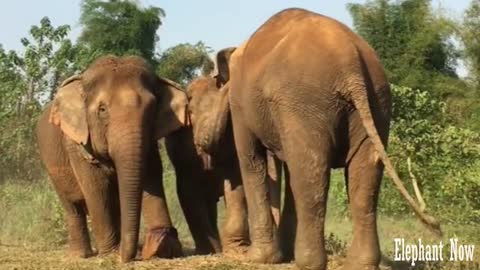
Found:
[98,103,108,117]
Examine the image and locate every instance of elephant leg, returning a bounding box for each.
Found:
[60,196,93,258]
[47,168,93,258]
[176,170,221,255]
[67,153,120,255]
[142,149,183,259]
[342,140,381,270]
[230,111,281,264]
[78,181,119,254]
[206,187,220,240]
[279,166,296,262]
[222,175,249,255]
[267,151,282,227]
[284,134,330,270]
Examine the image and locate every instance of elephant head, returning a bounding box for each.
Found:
[186,47,237,169]
[49,56,188,262]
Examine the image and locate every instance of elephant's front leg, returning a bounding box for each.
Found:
[222,173,249,256]
[47,167,94,258]
[176,169,222,255]
[69,161,120,254]
[59,195,93,258]
[141,149,183,260]
[231,112,282,264]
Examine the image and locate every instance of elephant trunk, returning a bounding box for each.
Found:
[112,130,148,262]
[198,84,230,170]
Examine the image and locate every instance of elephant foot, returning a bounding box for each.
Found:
[142,227,183,260]
[68,247,95,258]
[245,243,283,264]
[223,244,249,259]
[195,240,222,255]
[221,235,250,259]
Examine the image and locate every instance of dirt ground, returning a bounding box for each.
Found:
[0,245,349,270]
[2,245,479,270]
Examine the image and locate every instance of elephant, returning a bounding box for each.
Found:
[164,80,284,255]
[36,55,188,262]
[189,8,441,270]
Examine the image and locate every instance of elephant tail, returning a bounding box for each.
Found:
[349,76,443,237]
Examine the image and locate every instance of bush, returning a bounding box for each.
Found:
[0,113,43,183]
[329,85,480,224]
[380,85,480,223]
[0,178,65,247]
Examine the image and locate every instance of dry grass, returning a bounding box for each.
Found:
[1,216,478,270]
[0,168,478,269]
[0,245,358,270]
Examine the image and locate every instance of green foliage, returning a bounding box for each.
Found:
[347,0,480,132]
[328,85,479,224]
[156,42,214,86]
[462,0,480,85]
[382,85,480,223]
[79,0,165,61]
[0,17,78,182]
[0,178,66,246]
[347,0,459,90]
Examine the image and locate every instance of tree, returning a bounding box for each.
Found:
[79,0,164,61]
[462,0,480,85]
[0,17,76,116]
[0,17,77,182]
[156,42,214,86]
[347,0,459,93]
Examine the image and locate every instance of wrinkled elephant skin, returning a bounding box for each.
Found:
[36,56,187,262]
[192,8,441,270]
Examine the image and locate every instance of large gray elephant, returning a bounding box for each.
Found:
[189,8,441,270]
[36,56,187,262]
[165,78,285,255]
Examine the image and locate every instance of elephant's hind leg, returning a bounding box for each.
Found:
[282,125,331,270]
[342,140,382,270]
[279,166,296,262]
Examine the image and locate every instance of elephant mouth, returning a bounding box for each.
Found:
[200,152,213,171]
[195,142,214,171]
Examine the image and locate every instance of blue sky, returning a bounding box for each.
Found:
[0,0,471,53]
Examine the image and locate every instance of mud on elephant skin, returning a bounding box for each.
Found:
[162,75,284,256]
[192,8,441,270]
[36,56,187,262]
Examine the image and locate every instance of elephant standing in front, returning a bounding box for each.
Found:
[36,56,187,262]
[164,79,285,255]
[190,8,441,270]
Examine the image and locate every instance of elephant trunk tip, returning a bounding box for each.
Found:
[120,233,140,262]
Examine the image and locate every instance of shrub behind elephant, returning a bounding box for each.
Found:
[36,56,187,262]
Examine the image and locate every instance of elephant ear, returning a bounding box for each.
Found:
[49,75,89,145]
[214,47,236,87]
[153,76,189,140]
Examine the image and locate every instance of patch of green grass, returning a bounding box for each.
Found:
[0,177,66,247]
[1,161,478,269]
